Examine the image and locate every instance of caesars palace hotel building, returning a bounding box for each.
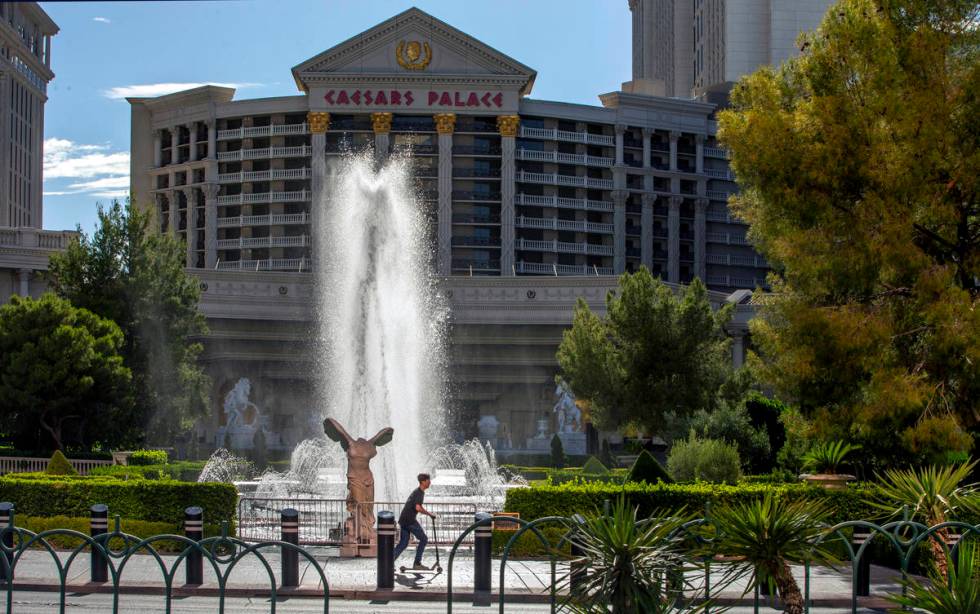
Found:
[128,7,764,450]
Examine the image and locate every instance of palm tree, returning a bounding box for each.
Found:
[706,493,838,614]
[888,542,980,613]
[559,497,713,614]
[872,460,979,581]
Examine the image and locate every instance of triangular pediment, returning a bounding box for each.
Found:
[291,7,536,94]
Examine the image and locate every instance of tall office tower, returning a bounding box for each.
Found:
[627,0,834,99]
[0,3,71,301]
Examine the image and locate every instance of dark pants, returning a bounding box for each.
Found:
[393,521,427,565]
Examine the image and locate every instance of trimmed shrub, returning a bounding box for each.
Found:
[128,450,169,466]
[627,449,672,484]
[668,434,741,484]
[12,515,228,553]
[581,456,609,475]
[89,461,206,482]
[45,450,77,476]
[0,474,237,524]
[550,434,566,469]
[491,526,571,558]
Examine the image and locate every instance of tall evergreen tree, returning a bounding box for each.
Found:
[718,0,980,464]
[48,200,210,445]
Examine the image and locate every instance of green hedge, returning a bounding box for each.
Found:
[12,515,229,553]
[128,450,169,466]
[89,461,206,482]
[491,526,570,557]
[0,474,237,524]
[504,481,880,524]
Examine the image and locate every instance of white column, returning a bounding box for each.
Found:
[307,112,330,269]
[184,188,197,267]
[435,113,455,276]
[641,193,655,272]
[694,197,708,281]
[153,130,162,167]
[669,131,680,172]
[207,121,217,159]
[17,269,31,297]
[614,124,625,166]
[172,127,181,165]
[642,128,652,169]
[498,115,519,276]
[372,113,392,161]
[187,122,197,162]
[169,190,180,236]
[204,184,220,269]
[695,134,704,174]
[731,331,746,368]
[667,195,681,283]
[613,190,627,274]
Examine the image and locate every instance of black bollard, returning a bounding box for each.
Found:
[376,511,395,589]
[474,512,493,594]
[853,530,871,597]
[0,502,13,582]
[184,507,204,585]
[281,508,299,587]
[90,504,108,583]
[569,513,587,592]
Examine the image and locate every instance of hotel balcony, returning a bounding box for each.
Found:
[706,232,751,246]
[707,254,767,268]
[216,235,309,249]
[216,145,312,162]
[452,236,500,248]
[452,213,501,224]
[518,126,614,147]
[516,149,614,168]
[704,168,737,180]
[453,145,501,156]
[217,123,308,140]
[217,213,309,228]
[216,258,310,272]
[517,170,613,190]
[516,261,614,276]
[452,258,500,272]
[217,168,311,183]
[452,190,501,202]
[705,210,745,224]
[516,193,614,212]
[517,238,613,256]
[706,190,731,201]
[453,167,501,178]
[706,275,768,288]
[516,215,614,235]
[216,190,311,206]
[703,146,728,159]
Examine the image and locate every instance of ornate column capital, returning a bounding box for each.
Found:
[642,127,653,139]
[695,134,705,144]
[641,193,657,207]
[695,197,709,211]
[496,115,520,137]
[203,184,220,200]
[371,112,393,134]
[434,113,456,135]
[615,123,627,136]
[307,111,330,134]
[669,130,681,141]
[611,189,629,203]
[669,195,684,208]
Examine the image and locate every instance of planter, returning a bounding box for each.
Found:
[803,473,855,490]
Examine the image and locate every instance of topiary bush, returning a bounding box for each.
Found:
[551,434,566,469]
[128,450,169,466]
[45,450,77,476]
[667,433,741,484]
[627,449,672,484]
[581,456,609,475]
[89,461,206,481]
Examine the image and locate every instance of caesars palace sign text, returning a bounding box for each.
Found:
[321,89,505,109]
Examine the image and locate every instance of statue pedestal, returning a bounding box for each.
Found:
[526,437,551,451]
[341,540,376,557]
[215,425,257,449]
[558,432,587,456]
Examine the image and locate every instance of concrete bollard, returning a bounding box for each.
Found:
[0,502,13,582]
[184,506,204,585]
[569,513,587,592]
[90,504,109,583]
[474,512,493,594]
[376,511,395,589]
[281,508,299,587]
[853,530,871,597]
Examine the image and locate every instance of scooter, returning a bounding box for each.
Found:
[399,515,443,574]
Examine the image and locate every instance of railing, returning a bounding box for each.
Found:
[517,170,613,190]
[216,123,308,140]
[217,213,309,228]
[705,168,736,180]
[216,236,308,249]
[706,253,767,268]
[452,259,501,271]
[216,145,312,161]
[359,501,480,547]
[0,229,75,249]
[516,261,613,276]
[452,236,500,247]
[452,190,501,201]
[238,497,347,545]
[0,456,112,476]
[453,167,501,178]
[706,190,732,201]
[517,238,613,256]
[453,145,501,156]
[706,274,769,288]
[217,190,311,206]
[516,149,614,168]
[452,214,501,224]
[516,193,613,212]
[217,168,311,183]
[706,232,750,245]
[515,216,614,234]
[215,258,310,272]
[519,126,614,146]
[703,145,728,158]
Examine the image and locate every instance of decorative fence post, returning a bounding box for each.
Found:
[90,504,108,583]
[0,502,13,582]
[474,512,493,595]
[569,513,587,592]
[853,529,871,597]
[184,506,204,585]
[376,511,395,589]
[281,508,300,587]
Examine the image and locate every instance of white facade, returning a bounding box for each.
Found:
[0,3,68,304]
[127,8,757,450]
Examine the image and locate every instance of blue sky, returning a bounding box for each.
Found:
[39,0,631,232]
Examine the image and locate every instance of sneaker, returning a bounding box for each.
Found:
[412,563,429,571]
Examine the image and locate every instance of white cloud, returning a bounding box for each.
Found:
[43,138,129,199]
[92,17,111,24]
[103,82,261,99]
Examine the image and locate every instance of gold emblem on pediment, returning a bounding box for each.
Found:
[396,40,432,71]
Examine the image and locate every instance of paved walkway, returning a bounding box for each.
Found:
[4,545,909,608]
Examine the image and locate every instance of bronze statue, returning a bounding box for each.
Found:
[323,418,394,556]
